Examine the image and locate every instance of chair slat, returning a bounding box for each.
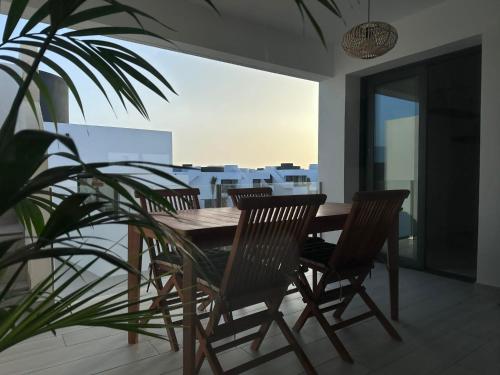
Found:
[227,187,273,207]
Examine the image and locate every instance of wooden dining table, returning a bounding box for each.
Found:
[127,202,400,375]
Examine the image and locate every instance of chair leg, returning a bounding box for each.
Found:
[149,273,179,352]
[333,294,355,319]
[195,318,224,374]
[250,301,276,351]
[250,319,274,351]
[310,301,354,363]
[293,272,316,332]
[197,297,213,312]
[358,288,402,341]
[194,347,206,374]
[295,273,354,363]
[156,278,179,352]
[333,275,366,319]
[275,313,317,375]
[194,294,224,374]
[294,305,313,332]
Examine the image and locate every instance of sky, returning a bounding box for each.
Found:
[0,14,319,169]
[68,41,319,168]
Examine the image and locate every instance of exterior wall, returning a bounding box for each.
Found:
[39,71,69,123]
[44,123,173,278]
[44,123,173,168]
[318,0,500,287]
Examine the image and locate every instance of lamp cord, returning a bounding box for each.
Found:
[368,0,371,22]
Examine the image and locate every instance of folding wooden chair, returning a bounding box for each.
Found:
[228,186,327,295]
[293,190,410,363]
[136,188,202,351]
[227,187,272,206]
[163,194,326,374]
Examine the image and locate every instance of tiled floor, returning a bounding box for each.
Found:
[1,264,499,375]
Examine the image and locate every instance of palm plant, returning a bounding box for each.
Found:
[0,0,341,354]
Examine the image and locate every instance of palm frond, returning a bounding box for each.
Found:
[0,258,168,352]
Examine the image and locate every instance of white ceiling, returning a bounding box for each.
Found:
[188,0,447,43]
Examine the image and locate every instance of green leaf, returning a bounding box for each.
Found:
[104,51,169,102]
[19,1,52,36]
[0,64,40,125]
[103,0,176,31]
[0,55,58,126]
[2,46,86,119]
[52,36,132,113]
[63,26,166,40]
[3,0,29,42]
[295,0,327,47]
[88,39,176,94]
[0,130,78,216]
[202,0,221,15]
[48,0,86,28]
[69,38,149,117]
[18,37,115,112]
[39,193,102,243]
[14,199,45,238]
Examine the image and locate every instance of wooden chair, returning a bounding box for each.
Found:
[293,190,410,363]
[137,187,201,212]
[158,194,326,374]
[227,187,272,206]
[228,186,325,294]
[136,188,201,352]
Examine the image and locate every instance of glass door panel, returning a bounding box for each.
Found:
[371,76,420,263]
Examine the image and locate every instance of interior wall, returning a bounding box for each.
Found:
[318,0,500,287]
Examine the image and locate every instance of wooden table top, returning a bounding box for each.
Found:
[151,202,352,244]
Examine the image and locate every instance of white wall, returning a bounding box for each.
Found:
[44,123,173,167]
[44,123,173,277]
[318,0,500,287]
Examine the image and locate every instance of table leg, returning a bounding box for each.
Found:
[128,225,142,344]
[387,214,399,321]
[183,246,196,375]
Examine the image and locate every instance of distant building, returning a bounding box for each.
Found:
[171,162,319,208]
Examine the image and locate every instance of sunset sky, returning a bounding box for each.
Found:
[67,39,319,168]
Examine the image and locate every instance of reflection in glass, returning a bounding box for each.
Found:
[373,77,419,260]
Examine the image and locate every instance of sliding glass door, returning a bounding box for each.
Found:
[363,47,481,279]
[365,70,424,267]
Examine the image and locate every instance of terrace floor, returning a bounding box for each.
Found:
[2,264,499,375]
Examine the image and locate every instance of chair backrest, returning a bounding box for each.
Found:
[136,188,201,213]
[220,194,326,303]
[329,190,409,270]
[136,188,201,256]
[227,187,273,207]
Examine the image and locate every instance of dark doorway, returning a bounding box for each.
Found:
[362,47,481,280]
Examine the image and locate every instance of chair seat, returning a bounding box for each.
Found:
[153,248,230,288]
[301,239,336,267]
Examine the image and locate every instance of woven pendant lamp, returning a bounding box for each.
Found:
[342,0,398,59]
